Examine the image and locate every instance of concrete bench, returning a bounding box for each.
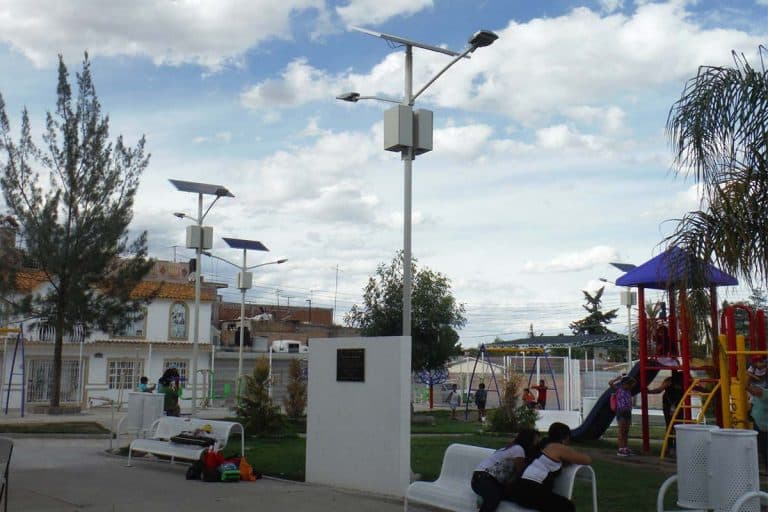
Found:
[405,443,598,512]
[128,417,245,467]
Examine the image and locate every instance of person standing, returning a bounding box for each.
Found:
[447,383,460,420]
[648,370,686,450]
[610,375,635,456]
[522,388,537,410]
[158,368,181,416]
[471,428,539,512]
[748,382,768,469]
[533,379,549,410]
[475,383,488,423]
[508,422,591,512]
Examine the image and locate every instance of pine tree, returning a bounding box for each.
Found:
[0,54,152,408]
[235,359,284,435]
[569,287,619,335]
[283,359,307,419]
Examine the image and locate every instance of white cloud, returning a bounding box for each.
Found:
[243,2,764,126]
[0,0,323,70]
[535,124,608,152]
[599,0,624,13]
[193,132,232,144]
[523,246,621,273]
[433,124,494,159]
[336,0,433,26]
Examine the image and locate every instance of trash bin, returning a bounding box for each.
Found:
[674,424,719,510]
[708,428,759,512]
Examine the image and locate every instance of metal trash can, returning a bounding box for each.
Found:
[674,424,719,509]
[708,428,759,512]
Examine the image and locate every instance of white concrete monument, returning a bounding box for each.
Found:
[305,336,411,497]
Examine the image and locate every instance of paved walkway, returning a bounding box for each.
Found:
[10,437,403,512]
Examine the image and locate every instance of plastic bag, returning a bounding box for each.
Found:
[240,457,258,481]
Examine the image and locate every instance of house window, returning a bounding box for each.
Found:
[168,302,188,340]
[112,309,147,338]
[163,359,188,383]
[107,360,144,390]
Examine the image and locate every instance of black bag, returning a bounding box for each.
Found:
[186,459,203,480]
[171,431,216,447]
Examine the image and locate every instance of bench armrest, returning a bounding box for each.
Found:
[554,464,598,512]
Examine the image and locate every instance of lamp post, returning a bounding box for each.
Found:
[601,273,638,373]
[170,179,234,417]
[306,298,312,324]
[337,27,498,338]
[202,239,286,398]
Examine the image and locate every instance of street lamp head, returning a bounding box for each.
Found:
[336,92,361,102]
[173,212,187,219]
[468,30,499,51]
[276,259,288,264]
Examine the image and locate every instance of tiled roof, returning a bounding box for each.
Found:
[130,281,217,301]
[15,270,48,292]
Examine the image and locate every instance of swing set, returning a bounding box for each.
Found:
[464,344,561,420]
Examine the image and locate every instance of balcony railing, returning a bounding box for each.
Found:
[32,324,87,344]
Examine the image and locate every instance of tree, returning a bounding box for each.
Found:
[0,54,152,408]
[664,45,768,288]
[235,359,284,435]
[283,359,307,420]
[569,287,618,335]
[345,252,467,373]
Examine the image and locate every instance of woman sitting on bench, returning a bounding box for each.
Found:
[509,422,591,512]
[471,428,539,512]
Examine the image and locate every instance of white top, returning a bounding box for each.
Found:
[474,444,525,483]
[448,391,460,407]
[521,452,562,484]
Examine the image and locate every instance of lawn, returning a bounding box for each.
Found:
[0,421,109,434]
[243,430,678,512]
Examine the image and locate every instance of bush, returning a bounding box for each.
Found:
[283,359,307,419]
[488,373,538,433]
[234,358,284,435]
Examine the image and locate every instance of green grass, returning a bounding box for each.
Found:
[0,421,109,434]
[245,436,306,480]
[411,409,490,434]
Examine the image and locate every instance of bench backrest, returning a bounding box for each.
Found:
[152,417,241,445]
[436,443,495,485]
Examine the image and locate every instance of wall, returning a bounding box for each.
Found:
[305,336,411,498]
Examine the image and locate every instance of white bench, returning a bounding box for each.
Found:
[405,443,598,512]
[128,417,245,467]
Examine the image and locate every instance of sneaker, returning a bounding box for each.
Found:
[616,450,629,457]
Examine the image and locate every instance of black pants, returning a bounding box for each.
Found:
[471,471,504,512]
[510,478,575,512]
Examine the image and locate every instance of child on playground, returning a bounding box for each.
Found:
[748,356,767,385]
[610,375,635,457]
[475,382,488,423]
[138,376,155,392]
[447,384,461,420]
[532,379,548,410]
[522,388,537,410]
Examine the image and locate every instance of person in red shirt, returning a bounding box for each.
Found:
[532,379,548,410]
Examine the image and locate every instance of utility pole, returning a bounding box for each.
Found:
[334,264,340,324]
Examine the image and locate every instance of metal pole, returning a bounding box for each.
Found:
[238,248,247,399]
[268,346,273,398]
[627,303,633,373]
[78,337,84,404]
[191,192,202,417]
[402,44,413,339]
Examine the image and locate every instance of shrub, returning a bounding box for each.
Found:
[488,373,538,433]
[283,359,307,419]
[234,358,284,435]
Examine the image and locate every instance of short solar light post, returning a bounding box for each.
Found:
[170,179,234,417]
[337,27,498,339]
[203,238,286,399]
[603,262,638,373]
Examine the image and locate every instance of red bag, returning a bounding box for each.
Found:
[203,449,224,470]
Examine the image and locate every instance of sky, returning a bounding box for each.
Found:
[0,0,767,347]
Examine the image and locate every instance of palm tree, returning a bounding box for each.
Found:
[665,45,768,288]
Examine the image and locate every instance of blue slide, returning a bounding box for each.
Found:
[570,362,659,441]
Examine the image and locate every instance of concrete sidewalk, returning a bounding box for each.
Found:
[9,437,403,511]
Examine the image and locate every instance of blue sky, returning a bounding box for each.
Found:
[1,0,767,345]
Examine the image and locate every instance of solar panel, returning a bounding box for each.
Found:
[223,237,269,251]
[350,26,462,57]
[169,179,234,197]
[609,262,637,272]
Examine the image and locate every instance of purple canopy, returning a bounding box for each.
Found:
[615,246,738,290]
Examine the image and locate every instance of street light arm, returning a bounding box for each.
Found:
[200,195,222,224]
[202,251,240,269]
[246,259,288,270]
[411,45,474,103]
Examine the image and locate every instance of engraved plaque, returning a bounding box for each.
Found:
[337,348,365,382]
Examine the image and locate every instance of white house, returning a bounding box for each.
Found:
[0,262,219,410]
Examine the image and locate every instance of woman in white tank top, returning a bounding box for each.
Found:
[508,422,591,512]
